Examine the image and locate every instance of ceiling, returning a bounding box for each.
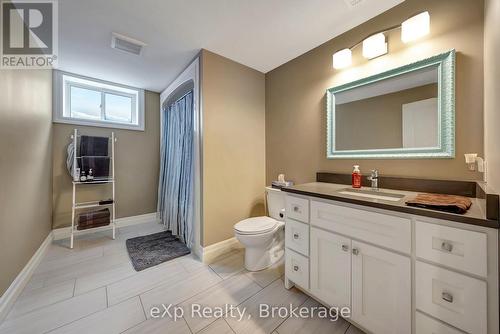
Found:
[58,0,404,92]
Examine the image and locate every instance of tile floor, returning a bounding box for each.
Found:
[0,222,365,334]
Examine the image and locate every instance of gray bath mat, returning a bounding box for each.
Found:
[126,231,190,271]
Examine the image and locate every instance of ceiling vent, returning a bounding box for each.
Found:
[111,33,146,56]
[343,0,365,8]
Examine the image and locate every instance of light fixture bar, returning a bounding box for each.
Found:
[332,11,430,69]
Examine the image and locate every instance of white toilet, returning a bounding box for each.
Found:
[234,186,285,271]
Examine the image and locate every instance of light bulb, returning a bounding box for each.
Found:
[401,11,430,43]
[362,33,388,59]
[333,49,352,69]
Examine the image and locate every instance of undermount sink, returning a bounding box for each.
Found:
[338,188,406,202]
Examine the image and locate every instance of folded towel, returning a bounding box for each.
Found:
[77,221,110,230]
[78,208,110,224]
[80,156,110,178]
[79,135,109,156]
[78,217,110,228]
[406,193,472,214]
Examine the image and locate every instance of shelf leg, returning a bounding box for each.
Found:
[111,132,116,240]
[71,181,76,249]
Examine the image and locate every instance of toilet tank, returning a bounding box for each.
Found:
[266,186,285,221]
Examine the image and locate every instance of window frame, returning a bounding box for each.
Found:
[53,70,145,131]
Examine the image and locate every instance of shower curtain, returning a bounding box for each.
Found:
[157,90,194,248]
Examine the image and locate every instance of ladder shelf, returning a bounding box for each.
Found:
[69,129,117,249]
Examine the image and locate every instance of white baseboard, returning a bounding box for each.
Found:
[201,237,243,264]
[52,212,159,240]
[0,232,53,323]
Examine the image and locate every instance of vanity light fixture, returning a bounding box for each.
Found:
[332,48,352,69]
[332,11,430,69]
[362,33,388,59]
[401,11,430,43]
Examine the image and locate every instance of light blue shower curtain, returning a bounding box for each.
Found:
[157,91,194,248]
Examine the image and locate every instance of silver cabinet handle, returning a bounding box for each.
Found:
[293,233,299,240]
[342,244,349,252]
[293,265,299,272]
[352,248,359,255]
[441,241,453,252]
[293,206,299,212]
[442,291,454,303]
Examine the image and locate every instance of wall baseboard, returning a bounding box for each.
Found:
[201,237,243,264]
[0,232,53,323]
[52,212,159,240]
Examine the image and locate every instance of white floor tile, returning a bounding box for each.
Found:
[48,297,145,334]
[176,254,207,273]
[181,273,262,333]
[245,259,284,288]
[123,316,191,334]
[209,250,245,279]
[0,288,106,334]
[35,246,104,275]
[7,279,75,319]
[274,298,350,334]
[198,318,235,334]
[107,261,188,306]
[0,223,367,334]
[21,278,44,292]
[32,250,130,287]
[225,278,308,334]
[141,266,222,317]
[74,261,135,295]
[345,325,366,334]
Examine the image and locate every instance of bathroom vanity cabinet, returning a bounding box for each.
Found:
[283,193,499,334]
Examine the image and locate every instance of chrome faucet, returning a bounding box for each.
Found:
[368,169,379,190]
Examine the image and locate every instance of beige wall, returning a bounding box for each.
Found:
[266,0,484,184]
[201,50,266,246]
[52,91,160,228]
[336,84,437,150]
[484,0,500,192]
[0,70,53,296]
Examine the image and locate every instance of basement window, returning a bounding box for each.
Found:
[53,71,145,131]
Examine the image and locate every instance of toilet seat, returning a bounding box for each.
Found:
[234,216,277,235]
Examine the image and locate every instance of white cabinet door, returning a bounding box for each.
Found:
[351,241,411,334]
[310,227,351,308]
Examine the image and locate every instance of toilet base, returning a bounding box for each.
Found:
[244,244,284,272]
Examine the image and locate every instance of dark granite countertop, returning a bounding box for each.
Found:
[282,182,499,229]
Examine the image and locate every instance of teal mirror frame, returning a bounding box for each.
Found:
[326,50,455,159]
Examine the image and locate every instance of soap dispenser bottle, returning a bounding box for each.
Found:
[352,165,362,188]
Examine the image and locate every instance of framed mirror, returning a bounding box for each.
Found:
[326,50,455,159]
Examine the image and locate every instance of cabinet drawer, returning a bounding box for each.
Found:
[311,200,411,254]
[286,195,309,223]
[416,221,487,277]
[416,312,463,334]
[416,261,487,334]
[285,219,309,256]
[285,248,309,289]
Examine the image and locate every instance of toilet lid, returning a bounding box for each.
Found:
[234,217,277,235]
